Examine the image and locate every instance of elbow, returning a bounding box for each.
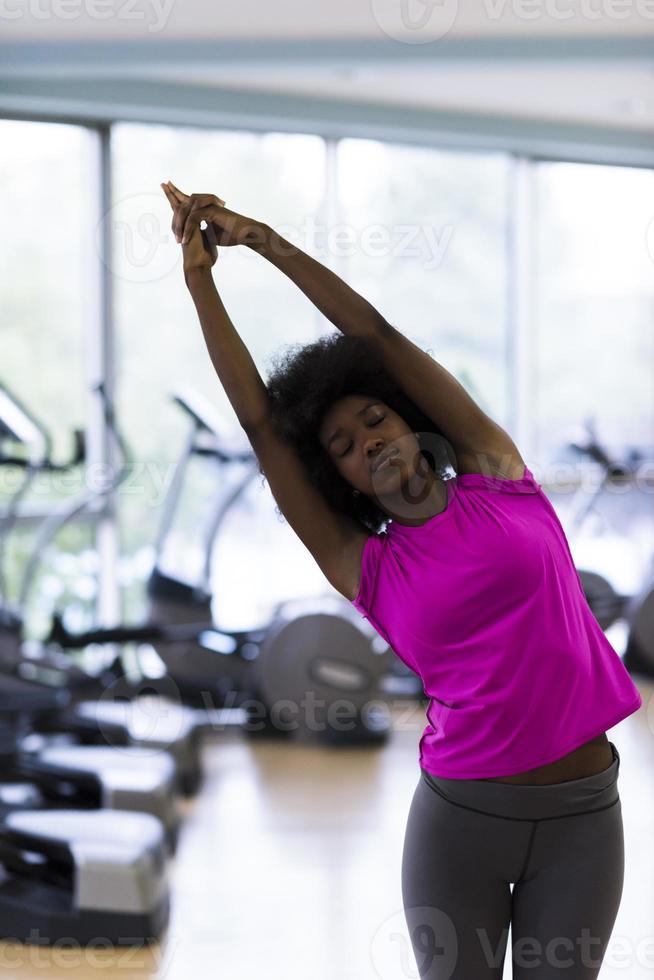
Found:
[361,315,393,344]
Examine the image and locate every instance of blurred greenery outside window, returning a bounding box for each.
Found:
[0,119,97,639]
[533,162,654,463]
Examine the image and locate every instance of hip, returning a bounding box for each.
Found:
[480,732,613,784]
[420,741,621,821]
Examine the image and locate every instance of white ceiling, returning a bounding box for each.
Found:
[3,0,654,40]
[139,60,654,130]
[1,1,652,133]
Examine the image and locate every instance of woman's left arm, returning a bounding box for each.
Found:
[175,189,523,473]
[246,223,387,340]
[251,226,522,475]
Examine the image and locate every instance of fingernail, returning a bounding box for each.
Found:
[175,235,181,243]
[181,236,188,245]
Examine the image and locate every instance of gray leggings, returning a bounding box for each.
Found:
[401,742,624,979]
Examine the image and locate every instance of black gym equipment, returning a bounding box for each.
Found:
[0,379,205,797]
[623,579,654,678]
[0,675,182,852]
[0,677,170,946]
[0,808,169,946]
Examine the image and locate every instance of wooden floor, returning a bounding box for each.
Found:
[1,683,652,980]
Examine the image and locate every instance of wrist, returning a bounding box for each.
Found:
[184,265,214,290]
[241,219,270,253]
[244,222,298,265]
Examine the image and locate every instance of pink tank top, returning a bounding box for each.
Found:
[351,465,641,779]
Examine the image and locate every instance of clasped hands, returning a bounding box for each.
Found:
[160,180,261,274]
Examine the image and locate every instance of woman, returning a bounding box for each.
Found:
[161,181,642,978]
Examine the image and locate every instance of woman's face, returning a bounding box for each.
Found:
[318,394,427,502]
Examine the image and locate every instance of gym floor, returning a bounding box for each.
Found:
[1,687,652,980]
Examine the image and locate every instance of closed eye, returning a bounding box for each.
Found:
[338,415,384,458]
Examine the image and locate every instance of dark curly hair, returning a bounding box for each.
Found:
[260,331,455,534]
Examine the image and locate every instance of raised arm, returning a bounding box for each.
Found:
[182,269,273,428]
[250,227,524,477]
[161,182,369,600]
[245,224,388,340]
[170,183,524,476]
[360,322,525,478]
[171,182,386,342]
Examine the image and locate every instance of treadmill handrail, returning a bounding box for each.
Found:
[0,381,51,466]
[171,388,253,464]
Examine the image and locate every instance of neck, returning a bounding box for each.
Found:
[379,461,446,526]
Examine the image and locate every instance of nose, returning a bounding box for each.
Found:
[366,439,392,474]
[365,435,384,458]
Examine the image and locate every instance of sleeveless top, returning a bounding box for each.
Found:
[351,466,642,779]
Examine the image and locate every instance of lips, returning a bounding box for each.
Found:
[372,448,399,473]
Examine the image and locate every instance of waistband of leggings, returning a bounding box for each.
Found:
[420,742,620,821]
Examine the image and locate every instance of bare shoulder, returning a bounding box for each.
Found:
[335,530,374,603]
[455,449,527,480]
[447,415,527,480]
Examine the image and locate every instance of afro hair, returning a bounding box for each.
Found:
[260,331,455,534]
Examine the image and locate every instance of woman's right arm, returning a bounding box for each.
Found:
[184,267,272,430]
[164,186,369,598]
[185,267,368,600]
[162,179,273,430]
